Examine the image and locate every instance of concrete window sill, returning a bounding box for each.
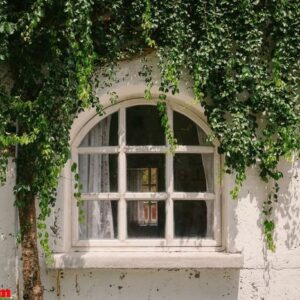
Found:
[50,251,243,269]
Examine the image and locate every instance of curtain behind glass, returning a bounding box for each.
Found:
[79,116,115,239]
[197,127,214,238]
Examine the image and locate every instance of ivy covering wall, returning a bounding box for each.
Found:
[0,0,299,269]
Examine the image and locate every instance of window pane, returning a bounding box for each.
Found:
[174,200,213,238]
[126,106,165,145]
[127,200,165,238]
[127,154,165,192]
[79,154,118,192]
[79,200,118,239]
[174,154,214,192]
[79,112,118,147]
[173,111,211,146]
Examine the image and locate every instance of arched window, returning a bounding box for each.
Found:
[72,101,220,248]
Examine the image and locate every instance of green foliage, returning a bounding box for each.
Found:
[157,98,177,153]
[71,162,85,224]
[0,0,299,253]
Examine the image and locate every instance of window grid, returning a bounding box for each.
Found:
[73,103,220,248]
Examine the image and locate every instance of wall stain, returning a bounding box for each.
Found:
[251,282,258,292]
[59,271,64,279]
[50,208,61,244]
[75,274,80,295]
[56,270,61,300]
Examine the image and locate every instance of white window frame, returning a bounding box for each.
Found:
[71,98,221,252]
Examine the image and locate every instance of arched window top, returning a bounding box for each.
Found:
[77,103,212,148]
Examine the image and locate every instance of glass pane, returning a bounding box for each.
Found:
[79,112,118,147]
[127,154,165,192]
[174,154,214,192]
[173,111,211,146]
[79,154,118,192]
[174,200,213,238]
[79,200,118,239]
[127,200,165,238]
[126,106,165,145]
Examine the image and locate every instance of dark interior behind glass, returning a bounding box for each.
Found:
[174,201,207,238]
[126,106,165,145]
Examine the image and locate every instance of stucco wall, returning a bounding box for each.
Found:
[0,160,18,295]
[44,159,299,300]
[1,159,300,300]
[1,55,300,299]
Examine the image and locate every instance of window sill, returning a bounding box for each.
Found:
[50,251,243,269]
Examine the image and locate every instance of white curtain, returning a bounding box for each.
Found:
[197,127,214,238]
[79,116,115,239]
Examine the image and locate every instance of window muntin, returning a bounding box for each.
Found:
[74,103,220,248]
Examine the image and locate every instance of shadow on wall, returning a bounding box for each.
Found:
[225,166,269,256]
[225,166,272,297]
[45,267,241,300]
[224,158,300,300]
[275,158,300,250]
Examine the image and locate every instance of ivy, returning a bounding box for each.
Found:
[0,0,299,258]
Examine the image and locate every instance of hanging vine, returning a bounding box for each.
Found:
[0,0,299,274]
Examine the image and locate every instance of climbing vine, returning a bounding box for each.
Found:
[0,2,299,294]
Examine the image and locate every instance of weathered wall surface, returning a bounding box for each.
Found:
[0,160,17,294]
[1,140,300,300]
[1,56,300,300]
[1,145,299,300]
[40,158,300,300]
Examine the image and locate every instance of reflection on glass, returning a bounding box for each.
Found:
[174,154,212,192]
[127,168,158,192]
[173,111,211,146]
[126,105,165,145]
[127,154,165,192]
[79,154,118,193]
[79,112,118,147]
[79,200,118,239]
[127,200,165,238]
[174,201,209,238]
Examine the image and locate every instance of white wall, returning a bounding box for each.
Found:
[1,55,300,300]
[44,156,300,300]
[0,160,18,295]
[2,160,299,300]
